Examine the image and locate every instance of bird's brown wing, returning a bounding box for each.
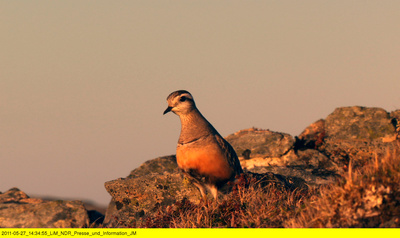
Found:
[214,134,244,175]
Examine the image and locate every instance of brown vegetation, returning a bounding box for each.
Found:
[287,147,400,228]
[132,174,310,228]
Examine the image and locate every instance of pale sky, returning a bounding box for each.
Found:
[1,1,399,206]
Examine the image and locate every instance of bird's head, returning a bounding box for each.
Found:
[163,90,196,116]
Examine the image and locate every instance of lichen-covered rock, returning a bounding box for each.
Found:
[127,155,179,179]
[225,127,340,186]
[103,155,305,228]
[0,188,89,228]
[225,128,295,159]
[294,106,400,172]
[325,106,393,140]
[319,106,399,170]
[103,156,200,227]
[246,149,339,186]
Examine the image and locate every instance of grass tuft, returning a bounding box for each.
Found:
[286,149,400,228]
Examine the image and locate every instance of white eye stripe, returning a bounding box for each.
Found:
[166,90,193,102]
[178,93,193,100]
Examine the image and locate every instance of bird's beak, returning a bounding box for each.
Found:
[163,106,173,115]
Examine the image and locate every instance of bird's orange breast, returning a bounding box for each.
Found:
[176,145,233,181]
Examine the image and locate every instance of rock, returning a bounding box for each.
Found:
[245,149,339,186]
[297,119,325,149]
[294,106,400,171]
[295,149,337,171]
[225,128,295,159]
[319,106,399,169]
[225,127,339,186]
[103,155,305,228]
[242,149,251,160]
[0,188,89,228]
[103,156,199,228]
[127,155,178,179]
[324,106,394,140]
[391,109,400,119]
[0,187,30,203]
[391,110,400,139]
[103,106,400,227]
[226,106,399,185]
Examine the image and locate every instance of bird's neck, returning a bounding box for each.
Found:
[178,109,216,144]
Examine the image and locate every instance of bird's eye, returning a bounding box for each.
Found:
[179,96,187,102]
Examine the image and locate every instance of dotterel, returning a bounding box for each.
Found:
[163,90,243,199]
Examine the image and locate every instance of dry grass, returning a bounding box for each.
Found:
[131,174,310,228]
[286,148,400,228]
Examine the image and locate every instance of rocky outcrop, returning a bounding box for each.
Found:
[311,106,398,170]
[103,155,303,227]
[225,128,295,159]
[5,106,396,228]
[246,149,339,186]
[236,106,399,177]
[103,106,400,228]
[0,188,89,228]
[103,156,198,227]
[325,107,393,140]
[226,128,340,186]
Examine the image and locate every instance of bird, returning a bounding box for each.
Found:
[163,90,243,200]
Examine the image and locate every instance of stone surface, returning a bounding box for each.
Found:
[224,125,340,186]
[297,119,325,149]
[0,188,89,228]
[225,128,295,159]
[244,149,339,186]
[391,109,400,120]
[103,156,199,227]
[103,155,305,228]
[319,106,399,170]
[324,106,393,140]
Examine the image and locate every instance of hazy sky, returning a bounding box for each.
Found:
[1,1,399,206]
